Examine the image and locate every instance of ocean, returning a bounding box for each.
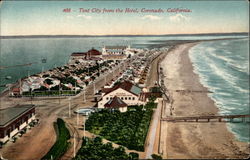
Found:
[0,35,249,142]
[189,38,249,142]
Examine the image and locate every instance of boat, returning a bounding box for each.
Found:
[5,76,12,80]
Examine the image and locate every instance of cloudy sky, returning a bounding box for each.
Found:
[0,0,249,36]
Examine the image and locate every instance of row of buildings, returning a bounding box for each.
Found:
[11,45,143,97]
[11,55,124,96]
[70,46,141,64]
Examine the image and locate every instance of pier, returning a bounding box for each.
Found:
[161,114,250,123]
[0,63,34,70]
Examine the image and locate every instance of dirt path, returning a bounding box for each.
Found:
[145,100,162,159]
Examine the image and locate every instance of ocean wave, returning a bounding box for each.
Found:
[192,45,248,94]
[203,46,249,74]
[228,61,249,73]
[189,40,250,142]
[209,52,234,63]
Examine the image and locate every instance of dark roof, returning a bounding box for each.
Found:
[102,88,113,93]
[104,96,127,108]
[71,52,87,56]
[87,48,102,55]
[12,87,20,92]
[103,81,141,96]
[71,48,101,56]
[0,105,35,127]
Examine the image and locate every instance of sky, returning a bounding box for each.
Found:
[0,0,249,36]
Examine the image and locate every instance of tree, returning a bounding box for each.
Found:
[85,81,89,86]
[45,78,53,85]
[50,85,59,90]
[151,154,163,160]
[91,76,96,80]
[149,95,156,103]
[62,85,71,90]
[129,152,139,160]
[113,80,121,86]
[74,137,135,160]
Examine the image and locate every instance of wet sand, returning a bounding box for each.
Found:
[161,43,249,159]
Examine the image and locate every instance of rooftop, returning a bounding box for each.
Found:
[71,48,101,56]
[87,48,102,55]
[104,96,127,108]
[103,81,142,96]
[0,104,35,127]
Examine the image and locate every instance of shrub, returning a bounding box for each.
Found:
[42,118,70,160]
[129,152,139,160]
[151,154,163,160]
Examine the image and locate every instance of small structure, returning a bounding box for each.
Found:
[104,96,128,112]
[0,105,36,143]
[139,86,162,103]
[11,88,21,96]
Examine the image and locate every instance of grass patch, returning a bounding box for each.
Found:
[42,118,70,160]
[85,103,156,151]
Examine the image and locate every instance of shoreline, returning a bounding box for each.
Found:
[161,42,249,158]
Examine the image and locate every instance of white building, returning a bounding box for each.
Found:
[102,46,138,60]
[102,46,129,55]
[98,81,145,112]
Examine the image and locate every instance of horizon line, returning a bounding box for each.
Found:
[0,32,248,39]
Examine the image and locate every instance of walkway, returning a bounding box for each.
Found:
[145,100,162,159]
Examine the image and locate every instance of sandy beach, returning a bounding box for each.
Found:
[160,43,249,159]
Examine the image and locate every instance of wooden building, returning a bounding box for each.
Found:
[0,105,36,143]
